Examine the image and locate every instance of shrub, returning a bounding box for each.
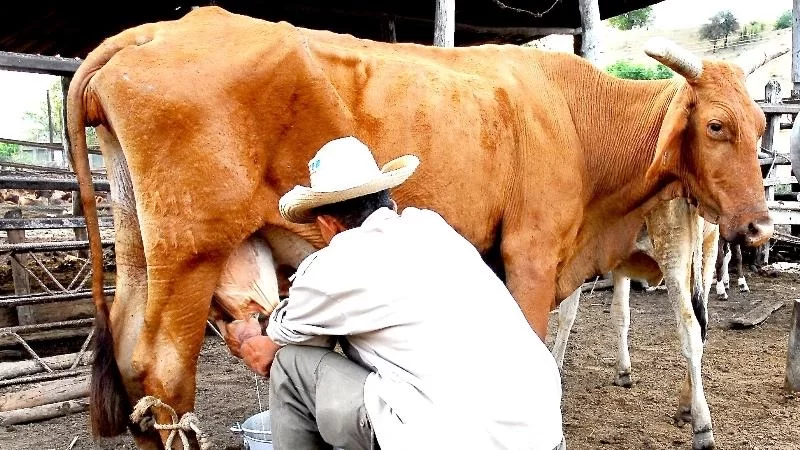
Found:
[606,60,674,80]
[775,10,792,30]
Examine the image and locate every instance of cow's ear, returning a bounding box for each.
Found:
[645,85,694,183]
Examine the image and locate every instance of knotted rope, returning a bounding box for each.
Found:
[130,396,211,450]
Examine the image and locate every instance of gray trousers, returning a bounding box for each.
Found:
[269,345,379,450]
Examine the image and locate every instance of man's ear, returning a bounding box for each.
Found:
[645,85,694,183]
[316,215,339,234]
[316,214,347,238]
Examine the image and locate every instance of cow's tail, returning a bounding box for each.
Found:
[66,24,157,437]
[690,224,708,343]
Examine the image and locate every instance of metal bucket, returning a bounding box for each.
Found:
[231,410,273,450]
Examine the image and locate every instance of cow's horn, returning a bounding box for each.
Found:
[643,37,703,79]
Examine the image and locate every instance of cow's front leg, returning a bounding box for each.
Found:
[551,288,581,370]
[501,234,558,340]
[647,202,714,450]
[132,256,225,449]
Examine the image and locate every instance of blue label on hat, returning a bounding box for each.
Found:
[309,159,321,173]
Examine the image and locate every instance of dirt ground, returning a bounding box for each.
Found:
[0,272,798,450]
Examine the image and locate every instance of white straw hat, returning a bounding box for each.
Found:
[279,136,419,223]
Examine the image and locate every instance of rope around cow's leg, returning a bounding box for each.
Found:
[130,396,211,450]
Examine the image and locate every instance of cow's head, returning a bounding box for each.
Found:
[644,38,773,247]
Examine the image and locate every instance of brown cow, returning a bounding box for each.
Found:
[66,7,772,449]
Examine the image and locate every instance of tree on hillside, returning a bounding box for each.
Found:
[608,6,654,30]
[24,80,98,147]
[775,10,792,30]
[739,21,766,42]
[699,10,740,51]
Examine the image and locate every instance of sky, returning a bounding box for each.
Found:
[650,0,792,28]
[0,71,58,140]
[0,0,795,140]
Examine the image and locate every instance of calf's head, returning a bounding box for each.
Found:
[644,38,773,247]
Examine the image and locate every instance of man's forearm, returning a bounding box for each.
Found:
[240,335,282,377]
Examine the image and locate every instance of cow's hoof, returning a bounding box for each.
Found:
[674,407,692,427]
[715,281,727,300]
[613,372,633,388]
[738,277,749,293]
[692,427,715,450]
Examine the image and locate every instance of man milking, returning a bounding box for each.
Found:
[226,136,564,450]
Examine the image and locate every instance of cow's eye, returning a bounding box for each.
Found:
[708,120,724,136]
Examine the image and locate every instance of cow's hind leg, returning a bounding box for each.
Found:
[721,244,731,289]
[610,273,633,388]
[551,287,581,371]
[714,239,729,300]
[132,217,267,447]
[733,244,748,292]
[132,255,227,449]
[93,127,164,448]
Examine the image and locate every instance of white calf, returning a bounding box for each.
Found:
[552,198,719,450]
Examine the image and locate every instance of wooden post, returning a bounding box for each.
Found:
[787,299,800,392]
[757,79,782,265]
[793,0,800,97]
[382,15,397,43]
[577,0,601,62]
[573,33,583,56]
[433,0,455,47]
[5,209,32,325]
[46,90,54,145]
[61,76,89,258]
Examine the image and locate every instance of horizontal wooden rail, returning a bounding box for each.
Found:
[0,289,115,308]
[0,160,106,175]
[0,137,101,156]
[0,216,114,230]
[0,239,114,252]
[768,201,800,225]
[0,51,80,76]
[764,176,798,186]
[0,176,110,192]
[759,103,800,114]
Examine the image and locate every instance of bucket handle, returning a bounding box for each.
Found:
[230,422,243,434]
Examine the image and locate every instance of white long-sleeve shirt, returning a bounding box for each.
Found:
[267,207,563,450]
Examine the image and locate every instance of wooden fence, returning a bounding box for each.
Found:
[756,79,800,261]
[0,52,115,423]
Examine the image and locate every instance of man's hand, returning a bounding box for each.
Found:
[224,316,263,358]
[240,335,282,377]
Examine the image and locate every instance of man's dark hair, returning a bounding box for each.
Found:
[313,189,393,229]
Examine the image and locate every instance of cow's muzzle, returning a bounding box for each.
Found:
[724,213,774,248]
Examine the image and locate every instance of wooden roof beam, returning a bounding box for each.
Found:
[454,23,582,37]
[279,5,581,40]
[0,51,81,76]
